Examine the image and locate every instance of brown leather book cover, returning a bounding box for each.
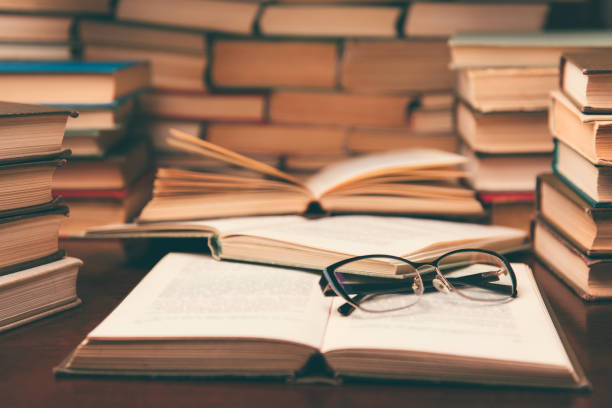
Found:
[0,101,76,119]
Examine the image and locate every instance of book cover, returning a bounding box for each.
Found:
[0,150,70,168]
[560,53,612,113]
[532,216,612,301]
[450,30,612,48]
[0,100,76,119]
[551,140,612,208]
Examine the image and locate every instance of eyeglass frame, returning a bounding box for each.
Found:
[321,248,518,316]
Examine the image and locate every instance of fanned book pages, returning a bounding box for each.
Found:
[55,253,587,389]
[87,214,528,278]
[138,129,484,222]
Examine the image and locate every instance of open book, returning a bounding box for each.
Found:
[138,129,483,222]
[87,215,527,277]
[55,253,587,388]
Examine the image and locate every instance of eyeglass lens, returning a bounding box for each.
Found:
[334,257,424,313]
[331,251,514,313]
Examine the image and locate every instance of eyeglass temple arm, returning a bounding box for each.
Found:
[335,272,513,316]
[327,270,509,296]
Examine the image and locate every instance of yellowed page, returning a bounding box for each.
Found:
[305,149,466,198]
[321,264,574,372]
[87,253,332,349]
[167,128,306,187]
[224,215,526,259]
[86,215,303,237]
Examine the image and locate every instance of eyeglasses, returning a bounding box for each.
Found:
[320,249,517,316]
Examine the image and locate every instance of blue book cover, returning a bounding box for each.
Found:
[0,60,145,74]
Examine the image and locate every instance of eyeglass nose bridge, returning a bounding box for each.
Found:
[415,264,453,294]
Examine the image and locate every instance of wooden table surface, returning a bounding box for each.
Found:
[2,241,611,408]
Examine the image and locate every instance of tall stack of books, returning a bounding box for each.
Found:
[534,51,612,300]
[0,101,82,332]
[0,60,152,236]
[75,0,556,177]
[449,31,612,231]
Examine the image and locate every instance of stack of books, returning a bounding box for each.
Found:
[449,30,612,231]
[534,51,612,300]
[0,60,152,236]
[0,100,82,332]
[0,1,111,60]
[74,0,557,177]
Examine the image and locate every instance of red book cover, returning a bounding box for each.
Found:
[478,192,536,204]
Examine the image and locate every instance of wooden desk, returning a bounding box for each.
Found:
[1,243,611,408]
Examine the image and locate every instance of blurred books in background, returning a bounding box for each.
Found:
[534,51,612,301]
[0,0,603,236]
[0,101,81,332]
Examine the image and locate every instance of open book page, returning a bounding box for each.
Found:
[223,215,526,259]
[87,253,332,349]
[321,264,576,375]
[166,128,304,186]
[85,216,304,238]
[305,150,467,198]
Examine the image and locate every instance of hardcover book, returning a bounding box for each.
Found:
[449,31,612,69]
[553,139,612,206]
[138,129,484,221]
[533,216,612,300]
[549,90,612,165]
[404,2,549,37]
[116,0,258,34]
[87,214,527,278]
[55,173,153,237]
[456,101,552,154]
[0,61,149,104]
[53,139,150,190]
[212,40,337,89]
[456,66,558,112]
[139,91,265,122]
[460,144,551,193]
[537,173,612,256]
[0,203,68,276]
[0,101,75,161]
[0,155,66,212]
[561,51,612,113]
[259,5,401,38]
[0,257,82,333]
[55,253,587,389]
[340,40,453,93]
